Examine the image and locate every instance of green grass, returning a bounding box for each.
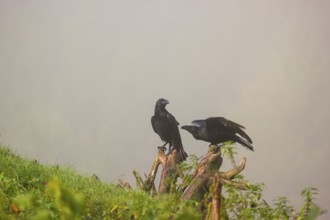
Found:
[0,145,325,220]
[0,146,200,220]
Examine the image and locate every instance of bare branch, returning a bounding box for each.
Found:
[220,178,247,190]
[116,179,132,189]
[209,173,222,220]
[133,170,144,189]
[220,157,246,179]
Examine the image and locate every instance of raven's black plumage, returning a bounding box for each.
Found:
[151,98,188,161]
[181,117,254,151]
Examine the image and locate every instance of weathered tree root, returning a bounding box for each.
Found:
[181,145,222,201]
[130,146,182,195]
[121,144,248,220]
[181,146,247,220]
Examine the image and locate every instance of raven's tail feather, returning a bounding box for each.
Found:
[178,146,188,162]
[172,140,188,162]
[235,136,254,151]
[236,128,253,144]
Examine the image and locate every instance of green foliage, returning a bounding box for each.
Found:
[0,146,201,219]
[46,177,86,219]
[177,154,201,190]
[0,146,326,219]
[220,143,325,220]
[221,141,237,159]
[299,187,327,219]
[299,187,318,217]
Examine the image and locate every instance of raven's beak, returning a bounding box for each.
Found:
[162,99,169,105]
[181,125,189,130]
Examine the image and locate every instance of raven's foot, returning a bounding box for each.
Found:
[208,144,221,153]
[164,145,175,156]
[157,146,167,152]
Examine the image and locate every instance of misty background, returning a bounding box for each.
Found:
[1,0,329,218]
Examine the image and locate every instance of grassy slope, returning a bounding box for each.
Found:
[0,146,199,220]
[0,146,324,220]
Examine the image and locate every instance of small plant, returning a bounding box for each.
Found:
[177,154,201,190]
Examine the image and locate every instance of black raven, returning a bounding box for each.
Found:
[181,117,254,151]
[151,98,188,161]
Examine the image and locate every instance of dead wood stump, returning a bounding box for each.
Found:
[130,146,182,195]
[123,143,248,220]
[181,145,223,201]
[158,147,181,194]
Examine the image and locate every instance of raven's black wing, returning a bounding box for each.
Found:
[206,117,253,144]
[166,111,187,161]
[166,111,179,126]
[206,117,245,129]
[151,116,158,133]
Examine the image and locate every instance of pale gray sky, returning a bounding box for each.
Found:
[1,0,329,217]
